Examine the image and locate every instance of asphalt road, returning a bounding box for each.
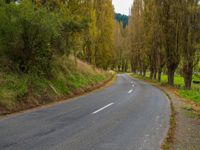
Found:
[0,74,170,150]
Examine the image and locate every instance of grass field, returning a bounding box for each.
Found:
[132,73,200,104]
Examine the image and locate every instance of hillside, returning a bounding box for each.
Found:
[0,56,112,115]
[0,0,116,115]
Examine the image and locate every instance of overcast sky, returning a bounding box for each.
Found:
[112,0,133,15]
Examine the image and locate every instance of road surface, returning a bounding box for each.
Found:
[0,74,170,150]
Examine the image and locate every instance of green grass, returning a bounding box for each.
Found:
[0,72,52,109]
[0,73,28,108]
[132,73,200,104]
[0,56,110,111]
[144,72,184,86]
[180,90,200,103]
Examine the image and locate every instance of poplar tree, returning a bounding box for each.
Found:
[181,0,200,90]
[129,0,143,74]
[82,0,97,65]
[95,0,115,69]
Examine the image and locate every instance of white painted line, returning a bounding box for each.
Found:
[132,84,135,87]
[128,90,133,94]
[92,103,114,114]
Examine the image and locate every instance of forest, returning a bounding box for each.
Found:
[127,0,200,91]
[0,0,199,111]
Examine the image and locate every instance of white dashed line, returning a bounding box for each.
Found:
[92,103,114,114]
[128,90,133,94]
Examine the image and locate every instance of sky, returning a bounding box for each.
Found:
[112,0,133,15]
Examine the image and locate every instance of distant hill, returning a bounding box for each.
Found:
[115,13,129,28]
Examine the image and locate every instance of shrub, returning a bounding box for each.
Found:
[0,0,61,75]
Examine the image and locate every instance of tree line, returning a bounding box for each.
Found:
[128,0,200,90]
[0,0,115,75]
[0,0,199,91]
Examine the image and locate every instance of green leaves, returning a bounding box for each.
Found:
[0,0,62,74]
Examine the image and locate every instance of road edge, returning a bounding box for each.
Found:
[129,75,175,150]
[0,74,117,120]
[158,88,176,150]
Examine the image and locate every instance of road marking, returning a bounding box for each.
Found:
[92,103,114,114]
[128,90,133,94]
[132,84,135,87]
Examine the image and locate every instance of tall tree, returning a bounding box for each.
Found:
[82,0,97,65]
[95,0,115,69]
[161,0,182,86]
[129,0,143,74]
[181,0,200,90]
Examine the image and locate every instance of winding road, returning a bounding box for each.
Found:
[0,74,170,150]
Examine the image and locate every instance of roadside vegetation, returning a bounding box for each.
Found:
[131,73,200,104]
[112,0,200,107]
[0,0,200,113]
[113,0,200,100]
[0,0,115,114]
[127,0,200,91]
[0,55,110,114]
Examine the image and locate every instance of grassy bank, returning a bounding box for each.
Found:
[131,73,200,104]
[0,56,112,114]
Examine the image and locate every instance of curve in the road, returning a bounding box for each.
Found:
[0,74,170,150]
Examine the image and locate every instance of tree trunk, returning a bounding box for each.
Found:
[153,70,157,80]
[168,68,175,86]
[183,64,193,90]
[118,65,121,72]
[158,71,162,82]
[150,66,154,79]
[131,65,136,73]
[131,60,137,73]
[150,71,153,79]
[143,69,146,77]
[140,69,143,76]
[125,61,128,72]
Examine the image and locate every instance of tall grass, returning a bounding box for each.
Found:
[0,55,110,110]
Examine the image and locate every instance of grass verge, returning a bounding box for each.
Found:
[0,56,114,115]
[131,74,200,105]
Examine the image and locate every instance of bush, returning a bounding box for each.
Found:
[0,0,61,75]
